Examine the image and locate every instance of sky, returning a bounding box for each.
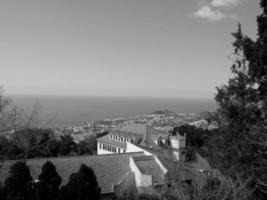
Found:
[0,0,261,98]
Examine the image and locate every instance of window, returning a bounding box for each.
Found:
[110,134,113,140]
[126,137,131,142]
[120,136,124,142]
[115,135,119,141]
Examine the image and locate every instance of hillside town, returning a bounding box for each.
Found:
[0,121,216,200]
[54,110,216,143]
[0,106,221,200]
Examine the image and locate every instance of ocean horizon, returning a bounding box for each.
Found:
[8,94,216,128]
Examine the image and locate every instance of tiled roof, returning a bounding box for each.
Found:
[111,130,142,140]
[114,124,147,136]
[101,124,166,148]
[97,134,127,149]
[133,156,165,184]
[147,126,167,141]
[0,152,144,194]
[132,144,180,172]
[139,126,167,148]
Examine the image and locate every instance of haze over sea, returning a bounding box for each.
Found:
[9,95,216,128]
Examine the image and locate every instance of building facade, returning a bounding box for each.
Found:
[97,123,166,155]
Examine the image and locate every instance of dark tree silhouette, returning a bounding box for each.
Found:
[37,161,62,200]
[0,181,6,200]
[61,164,101,200]
[4,161,32,200]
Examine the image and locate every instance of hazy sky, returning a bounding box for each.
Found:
[0,0,260,98]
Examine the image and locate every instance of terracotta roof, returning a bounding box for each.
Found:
[0,152,144,194]
[133,156,165,184]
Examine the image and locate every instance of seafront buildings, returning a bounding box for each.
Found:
[54,111,212,140]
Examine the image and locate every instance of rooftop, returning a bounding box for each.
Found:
[97,133,127,149]
[114,123,147,136]
[98,123,166,148]
[0,152,144,194]
[133,155,165,184]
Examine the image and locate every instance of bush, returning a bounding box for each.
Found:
[4,161,32,200]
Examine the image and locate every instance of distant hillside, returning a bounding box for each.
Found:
[151,110,176,115]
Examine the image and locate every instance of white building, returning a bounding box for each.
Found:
[97,123,168,155]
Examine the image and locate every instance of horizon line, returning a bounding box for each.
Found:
[6,93,215,100]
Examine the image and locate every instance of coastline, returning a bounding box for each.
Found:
[8,95,216,128]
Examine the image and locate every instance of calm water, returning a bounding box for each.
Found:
[9,95,216,128]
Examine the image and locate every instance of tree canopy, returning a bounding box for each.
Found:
[4,161,33,200]
[61,164,101,200]
[37,161,62,200]
[206,1,267,198]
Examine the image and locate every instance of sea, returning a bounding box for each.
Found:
[8,95,216,128]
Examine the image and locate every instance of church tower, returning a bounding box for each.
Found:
[169,127,186,161]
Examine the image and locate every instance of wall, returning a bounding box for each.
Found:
[97,148,114,155]
[126,142,152,155]
[97,142,126,155]
[129,157,142,187]
[170,135,186,149]
[129,157,152,187]
[178,134,186,149]
[97,142,113,155]
[154,155,168,175]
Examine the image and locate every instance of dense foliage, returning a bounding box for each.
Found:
[150,1,267,199]
[4,162,33,200]
[212,1,267,198]
[0,129,98,160]
[0,161,100,200]
[37,161,62,200]
[61,164,101,200]
[181,1,267,199]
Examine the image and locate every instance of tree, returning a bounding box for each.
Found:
[185,147,197,162]
[4,161,32,200]
[0,181,6,200]
[198,177,249,200]
[0,87,18,134]
[37,161,62,200]
[61,164,101,200]
[77,135,97,155]
[57,135,77,156]
[213,1,267,198]
[0,136,24,160]
[0,87,20,171]
[176,125,208,148]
